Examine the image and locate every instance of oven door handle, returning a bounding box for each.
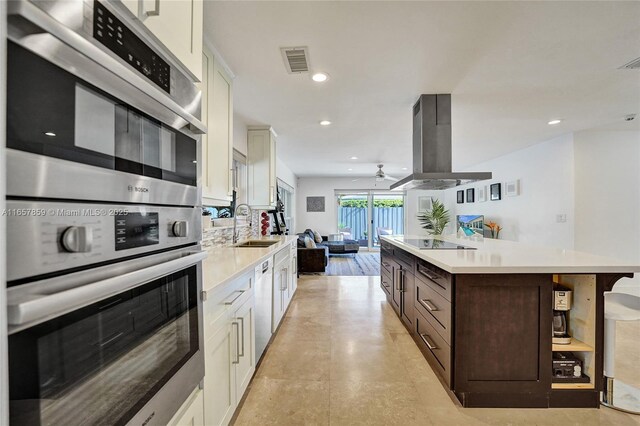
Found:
[7,250,207,331]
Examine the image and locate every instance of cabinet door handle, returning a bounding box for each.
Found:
[238,317,245,357]
[419,333,437,350]
[293,256,297,274]
[284,268,288,290]
[232,321,240,364]
[224,290,245,305]
[419,299,438,312]
[144,0,160,17]
[399,270,405,292]
[418,266,441,283]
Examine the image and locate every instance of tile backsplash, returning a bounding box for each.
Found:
[202,210,261,248]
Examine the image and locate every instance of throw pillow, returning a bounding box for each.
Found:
[304,236,317,248]
[313,230,322,243]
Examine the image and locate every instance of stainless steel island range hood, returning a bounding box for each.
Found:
[391,94,492,190]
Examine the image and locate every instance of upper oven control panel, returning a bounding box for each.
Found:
[93,1,171,93]
[5,201,201,283]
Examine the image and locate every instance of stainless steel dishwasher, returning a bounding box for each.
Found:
[254,258,273,361]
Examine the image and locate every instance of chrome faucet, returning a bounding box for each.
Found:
[233,203,252,244]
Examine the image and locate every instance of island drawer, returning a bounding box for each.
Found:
[380,268,392,295]
[381,240,394,251]
[394,248,415,272]
[416,260,452,301]
[380,254,394,276]
[415,278,451,344]
[416,310,451,386]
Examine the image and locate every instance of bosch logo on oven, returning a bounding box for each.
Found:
[128,185,149,193]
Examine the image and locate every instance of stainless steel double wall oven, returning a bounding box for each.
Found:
[6,1,206,425]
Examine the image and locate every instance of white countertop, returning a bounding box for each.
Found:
[202,235,297,292]
[381,235,640,274]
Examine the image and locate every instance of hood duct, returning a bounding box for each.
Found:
[390,94,492,190]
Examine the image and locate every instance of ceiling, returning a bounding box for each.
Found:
[204,1,640,178]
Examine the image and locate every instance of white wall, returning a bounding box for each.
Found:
[233,113,248,156]
[276,157,297,231]
[442,134,576,249]
[296,177,393,235]
[574,129,640,294]
[405,190,444,236]
[276,157,296,189]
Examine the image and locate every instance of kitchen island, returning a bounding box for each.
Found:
[379,235,638,409]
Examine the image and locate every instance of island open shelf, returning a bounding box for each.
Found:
[552,337,594,352]
[551,275,597,392]
[551,382,595,390]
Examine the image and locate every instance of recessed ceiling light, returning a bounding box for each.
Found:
[350,156,358,160]
[348,168,353,171]
[44,131,56,137]
[192,160,197,163]
[402,167,408,170]
[319,120,331,126]
[312,72,329,82]
[548,119,562,125]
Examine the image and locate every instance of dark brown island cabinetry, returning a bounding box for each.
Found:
[379,240,632,408]
[380,248,414,328]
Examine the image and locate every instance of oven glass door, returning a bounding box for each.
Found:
[6,41,197,186]
[9,266,199,426]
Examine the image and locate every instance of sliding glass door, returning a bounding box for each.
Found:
[336,191,405,250]
[337,193,369,248]
[371,193,404,248]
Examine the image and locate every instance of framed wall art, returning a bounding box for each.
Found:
[505,180,520,197]
[418,196,432,212]
[490,183,502,201]
[466,188,475,203]
[477,186,487,203]
[306,196,325,212]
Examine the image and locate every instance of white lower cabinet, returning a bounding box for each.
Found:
[272,262,285,333]
[289,241,298,296]
[234,295,255,402]
[168,388,205,426]
[272,246,295,332]
[204,322,236,426]
[202,270,255,426]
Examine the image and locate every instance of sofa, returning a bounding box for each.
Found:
[296,229,360,274]
[297,230,329,273]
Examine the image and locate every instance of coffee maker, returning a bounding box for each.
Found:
[553,285,572,345]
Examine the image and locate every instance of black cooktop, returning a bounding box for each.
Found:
[402,238,476,250]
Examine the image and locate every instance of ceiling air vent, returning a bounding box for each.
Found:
[620,57,640,69]
[281,47,310,74]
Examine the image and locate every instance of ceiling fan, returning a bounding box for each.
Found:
[352,164,399,183]
[374,164,399,182]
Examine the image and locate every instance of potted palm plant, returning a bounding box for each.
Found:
[417,198,450,235]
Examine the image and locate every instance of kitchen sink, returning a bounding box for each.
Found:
[235,240,280,248]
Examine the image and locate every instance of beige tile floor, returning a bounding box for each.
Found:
[232,276,640,426]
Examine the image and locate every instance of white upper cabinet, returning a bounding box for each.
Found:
[247,127,277,209]
[120,0,203,81]
[200,45,233,207]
